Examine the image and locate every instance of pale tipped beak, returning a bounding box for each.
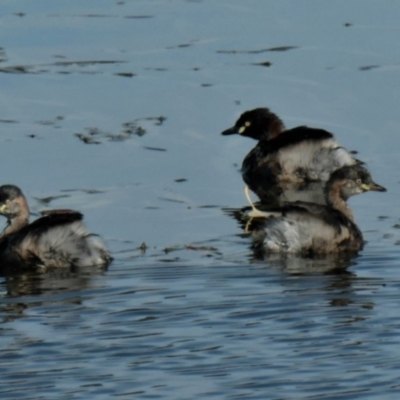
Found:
[221,126,239,136]
[361,182,387,192]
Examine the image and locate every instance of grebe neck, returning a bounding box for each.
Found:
[325,181,354,221]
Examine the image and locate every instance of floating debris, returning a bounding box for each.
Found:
[74,115,167,144]
[139,242,148,252]
[121,122,146,136]
[75,133,101,144]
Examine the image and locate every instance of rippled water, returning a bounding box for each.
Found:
[1,0,400,398]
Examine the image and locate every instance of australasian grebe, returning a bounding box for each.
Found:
[0,185,111,271]
[221,108,361,201]
[248,165,386,255]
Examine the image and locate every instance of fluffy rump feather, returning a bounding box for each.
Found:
[4,218,111,270]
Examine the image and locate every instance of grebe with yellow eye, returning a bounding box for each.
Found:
[246,165,386,255]
[222,108,361,202]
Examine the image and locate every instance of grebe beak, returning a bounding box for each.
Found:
[361,182,387,192]
[221,126,239,135]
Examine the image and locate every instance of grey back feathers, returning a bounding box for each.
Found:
[12,220,110,269]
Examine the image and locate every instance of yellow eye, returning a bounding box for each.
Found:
[245,121,251,127]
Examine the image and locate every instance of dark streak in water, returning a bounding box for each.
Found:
[50,13,154,20]
[60,189,105,194]
[166,40,198,50]
[0,60,125,75]
[34,195,70,205]
[158,196,186,204]
[190,345,222,352]
[267,46,298,52]
[74,14,117,18]
[252,61,272,67]
[359,65,379,71]
[145,67,168,71]
[143,146,167,152]
[124,15,154,19]
[114,72,136,77]
[0,65,36,74]
[166,44,193,49]
[217,46,298,54]
[53,60,124,67]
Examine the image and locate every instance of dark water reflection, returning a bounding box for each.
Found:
[1,0,400,399]
[0,254,394,399]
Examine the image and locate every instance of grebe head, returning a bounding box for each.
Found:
[221,108,285,140]
[327,165,386,202]
[0,185,29,219]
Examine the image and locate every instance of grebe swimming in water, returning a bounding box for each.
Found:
[0,185,111,272]
[222,108,362,203]
[245,165,386,255]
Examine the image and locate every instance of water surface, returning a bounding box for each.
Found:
[1,1,400,399]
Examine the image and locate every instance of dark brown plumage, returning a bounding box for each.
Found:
[222,108,361,203]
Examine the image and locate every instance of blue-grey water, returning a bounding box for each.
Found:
[1,1,400,399]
